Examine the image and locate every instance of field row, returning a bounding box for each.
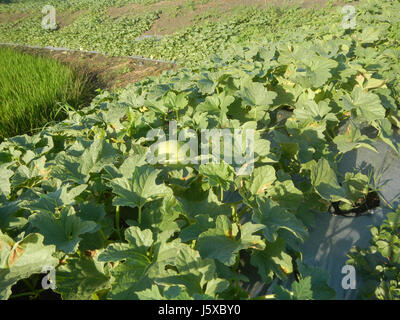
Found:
[1,0,350,65]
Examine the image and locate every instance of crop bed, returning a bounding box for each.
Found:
[0,0,400,300]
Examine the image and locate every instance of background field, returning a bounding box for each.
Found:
[0,0,354,65]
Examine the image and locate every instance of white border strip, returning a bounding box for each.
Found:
[0,41,176,65]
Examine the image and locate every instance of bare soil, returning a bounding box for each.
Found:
[0,11,30,24]
[56,9,87,29]
[107,0,331,36]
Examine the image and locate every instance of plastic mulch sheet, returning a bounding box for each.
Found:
[301,135,400,299]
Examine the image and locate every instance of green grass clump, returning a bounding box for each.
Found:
[0,47,93,139]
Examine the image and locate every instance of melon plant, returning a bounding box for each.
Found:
[0,0,400,300]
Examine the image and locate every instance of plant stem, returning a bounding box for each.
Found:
[115,205,121,241]
[138,205,143,225]
[232,205,238,223]
[9,289,45,299]
[23,279,35,292]
[99,229,108,242]
[232,254,241,293]
[251,294,276,300]
[220,187,223,202]
[237,205,249,218]
[233,253,240,272]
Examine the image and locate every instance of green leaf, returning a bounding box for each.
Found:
[98,227,155,299]
[358,26,382,44]
[177,189,231,219]
[197,215,264,266]
[28,206,97,253]
[267,179,303,210]
[288,55,338,88]
[246,165,276,196]
[156,245,229,297]
[0,164,13,197]
[239,79,277,108]
[0,201,19,231]
[139,194,181,235]
[334,121,378,154]
[199,162,235,191]
[197,75,217,95]
[293,99,336,122]
[0,232,58,300]
[272,285,292,300]
[52,139,119,183]
[7,134,53,156]
[196,93,234,122]
[98,227,188,299]
[341,87,386,122]
[253,197,307,242]
[111,165,171,209]
[80,139,119,175]
[147,84,171,101]
[55,255,110,300]
[135,285,166,300]
[180,215,214,242]
[305,158,349,203]
[163,92,188,110]
[11,156,47,189]
[51,153,87,184]
[375,118,400,153]
[22,185,88,215]
[250,237,293,284]
[124,226,153,254]
[297,260,336,300]
[196,216,240,266]
[292,276,313,300]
